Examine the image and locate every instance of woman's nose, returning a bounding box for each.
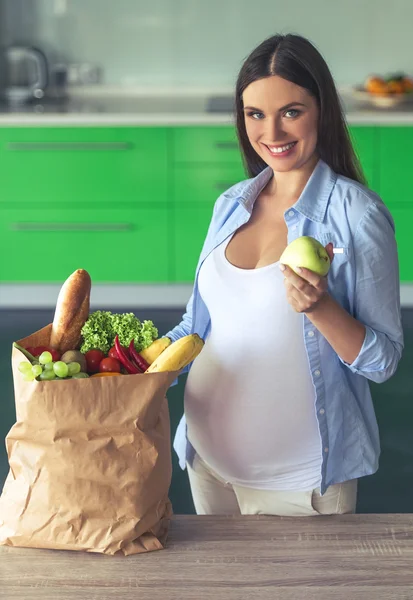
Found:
[266,117,285,143]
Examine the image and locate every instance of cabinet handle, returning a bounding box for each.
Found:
[6,142,132,151]
[214,141,238,150]
[11,223,134,232]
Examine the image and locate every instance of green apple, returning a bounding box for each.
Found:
[280,236,331,276]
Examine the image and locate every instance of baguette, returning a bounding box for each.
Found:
[50,269,91,353]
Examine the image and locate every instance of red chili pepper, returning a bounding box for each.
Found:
[129,340,150,372]
[114,335,141,374]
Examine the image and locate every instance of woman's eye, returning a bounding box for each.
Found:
[247,111,264,120]
[284,109,300,118]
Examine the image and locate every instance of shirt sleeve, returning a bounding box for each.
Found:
[339,201,404,383]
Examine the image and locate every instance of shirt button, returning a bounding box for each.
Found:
[319,408,325,415]
[324,447,329,453]
[288,210,295,217]
[314,369,321,377]
[308,331,315,337]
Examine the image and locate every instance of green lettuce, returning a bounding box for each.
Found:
[80,310,114,354]
[80,310,158,354]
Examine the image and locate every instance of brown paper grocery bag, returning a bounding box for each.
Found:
[0,324,178,555]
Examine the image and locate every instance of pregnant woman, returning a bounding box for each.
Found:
[166,33,403,516]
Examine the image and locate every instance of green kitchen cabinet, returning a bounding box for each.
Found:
[378,127,413,204]
[377,127,413,282]
[173,163,246,205]
[348,125,377,191]
[173,206,213,282]
[0,207,171,282]
[0,127,168,206]
[171,127,245,282]
[381,206,413,282]
[1,123,411,284]
[172,126,242,164]
[0,126,170,284]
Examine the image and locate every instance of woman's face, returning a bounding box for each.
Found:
[242,75,319,173]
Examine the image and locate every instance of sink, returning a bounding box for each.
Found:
[206,96,235,113]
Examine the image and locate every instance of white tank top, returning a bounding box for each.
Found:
[184,234,323,491]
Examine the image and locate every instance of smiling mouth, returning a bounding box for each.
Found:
[264,141,298,154]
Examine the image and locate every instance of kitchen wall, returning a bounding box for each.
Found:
[1,0,412,89]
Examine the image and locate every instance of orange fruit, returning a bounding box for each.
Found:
[387,80,404,94]
[402,77,413,92]
[90,372,122,377]
[365,76,387,94]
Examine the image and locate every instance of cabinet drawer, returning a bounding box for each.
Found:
[0,208,170,283]
[379,127,413,204]
[386,206,413,282]
[0,127,168,206]
[172,126,243,164]
[173,164,246,204]
[174,206,212,281]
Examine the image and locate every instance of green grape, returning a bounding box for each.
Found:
[18,362,32,374]
[39,369,56,381]
[44,362,54,371]
[32,364,43,377]
[53,361,68,378]
[72,372,89,379]
[23,372,36,382]
[39,351,53,365]
[67,362,81,376]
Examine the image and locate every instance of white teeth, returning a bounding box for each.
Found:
[267,142,296,154]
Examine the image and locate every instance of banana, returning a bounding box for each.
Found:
[145,334,204,373]
[140,337,171,365]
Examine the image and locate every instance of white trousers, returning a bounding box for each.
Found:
[187,452,358,516]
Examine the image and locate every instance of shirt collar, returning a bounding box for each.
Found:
[228,159,337,223]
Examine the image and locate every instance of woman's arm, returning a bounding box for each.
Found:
[281,202,404,383]
[281,267,366,365]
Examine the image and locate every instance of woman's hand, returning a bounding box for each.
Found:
[279,243,334,314]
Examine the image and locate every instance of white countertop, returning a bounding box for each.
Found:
[1,87,413,126]
[1,283,413,309]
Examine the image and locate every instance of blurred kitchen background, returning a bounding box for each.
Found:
[0,0,412,515]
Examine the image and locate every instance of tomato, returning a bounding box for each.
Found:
[30,346,49,357]
[29,346,61,361]
[99,357,121,373]
[108,346,119,360]
[84,349,106,373]
[48,348,61,362]
[109,345,131,360]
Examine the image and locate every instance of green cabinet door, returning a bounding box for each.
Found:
[384,206,413,282]
[379,127,413,204]
[173,164,246,204]
[174,206,213,282]
[348,126,377,191]
[0,207,171,283]
[0,127,168,206]
[173,126,242,164]
[378,127,413,282]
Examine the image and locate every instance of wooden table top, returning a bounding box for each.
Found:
[1,514,413,600]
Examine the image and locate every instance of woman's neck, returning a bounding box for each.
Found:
[265,155,319,210]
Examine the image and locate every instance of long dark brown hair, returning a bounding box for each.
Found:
[235,33,365,185]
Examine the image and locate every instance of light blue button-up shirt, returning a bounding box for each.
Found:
[166,159,404,495]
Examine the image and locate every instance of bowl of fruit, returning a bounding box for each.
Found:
[352,73,413,107]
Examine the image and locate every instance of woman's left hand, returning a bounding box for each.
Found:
[280,243,334,313]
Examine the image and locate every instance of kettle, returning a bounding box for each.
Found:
[1,46,48,103]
